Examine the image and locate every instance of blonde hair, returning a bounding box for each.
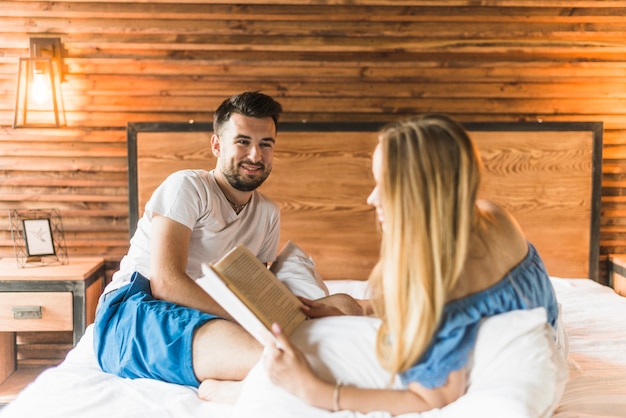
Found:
[369,114,482,375]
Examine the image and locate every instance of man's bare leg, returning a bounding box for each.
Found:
[193,319,262,404]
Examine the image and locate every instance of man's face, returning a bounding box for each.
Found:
[212,113,276,191]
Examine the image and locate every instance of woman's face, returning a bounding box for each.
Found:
[367,143,384,226]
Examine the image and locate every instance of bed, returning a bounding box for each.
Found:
[3,120,626,418]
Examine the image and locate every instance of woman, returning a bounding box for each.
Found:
[263,114,559,415]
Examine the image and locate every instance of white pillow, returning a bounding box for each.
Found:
[233,316,395,418]
[270,240,329,300]
[440,308,568,418]
[233,309,568,418]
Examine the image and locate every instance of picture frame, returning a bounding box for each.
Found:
[8,208,69,267]
[22,218,56,256]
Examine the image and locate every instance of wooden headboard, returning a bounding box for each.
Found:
[127,121,603,283]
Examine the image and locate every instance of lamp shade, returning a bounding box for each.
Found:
[13,38,65,128]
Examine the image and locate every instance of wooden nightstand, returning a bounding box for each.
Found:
[0,257,105,405]
[608,254,626,297]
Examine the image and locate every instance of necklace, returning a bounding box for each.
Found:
[226,196,250,214]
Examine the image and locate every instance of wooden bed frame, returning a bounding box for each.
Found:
[127,121,603,283]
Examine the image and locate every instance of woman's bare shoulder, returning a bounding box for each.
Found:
[450,200,529,299]
[476,200,526,246]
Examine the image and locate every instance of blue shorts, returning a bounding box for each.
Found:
[93,272,220,387]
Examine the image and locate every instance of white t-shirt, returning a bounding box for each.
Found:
[105,169,280,293]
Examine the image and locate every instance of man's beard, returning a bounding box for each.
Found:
[222,162,271,192]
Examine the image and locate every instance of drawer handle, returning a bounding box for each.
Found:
[11,306,42,319]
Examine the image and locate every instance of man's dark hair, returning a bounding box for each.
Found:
[213,91,283,135]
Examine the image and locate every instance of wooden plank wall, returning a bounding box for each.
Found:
[1,1,626,285]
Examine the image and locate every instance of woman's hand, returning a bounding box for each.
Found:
[263,323,329,403]
[300,293,365,318]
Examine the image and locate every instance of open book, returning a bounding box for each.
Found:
[198,244,307,345]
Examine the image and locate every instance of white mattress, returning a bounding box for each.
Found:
[1,278,625,418]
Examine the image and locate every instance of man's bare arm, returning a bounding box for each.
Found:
[149,214,233,319]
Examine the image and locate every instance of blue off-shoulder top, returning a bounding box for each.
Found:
[399,243,558,389]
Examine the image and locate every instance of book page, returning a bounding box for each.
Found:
[198,265,276,345]
[212,244,307,336]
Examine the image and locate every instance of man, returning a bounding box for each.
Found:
[93,91,283,399]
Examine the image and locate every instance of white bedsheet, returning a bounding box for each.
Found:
[1,278,625,418]
[549,278,626,418]
[0,324,232,418]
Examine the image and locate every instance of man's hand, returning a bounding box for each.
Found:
[299,293,365,318]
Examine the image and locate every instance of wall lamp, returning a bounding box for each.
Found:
[13,37,66,128]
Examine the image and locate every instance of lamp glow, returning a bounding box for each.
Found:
[30,71,52,106]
